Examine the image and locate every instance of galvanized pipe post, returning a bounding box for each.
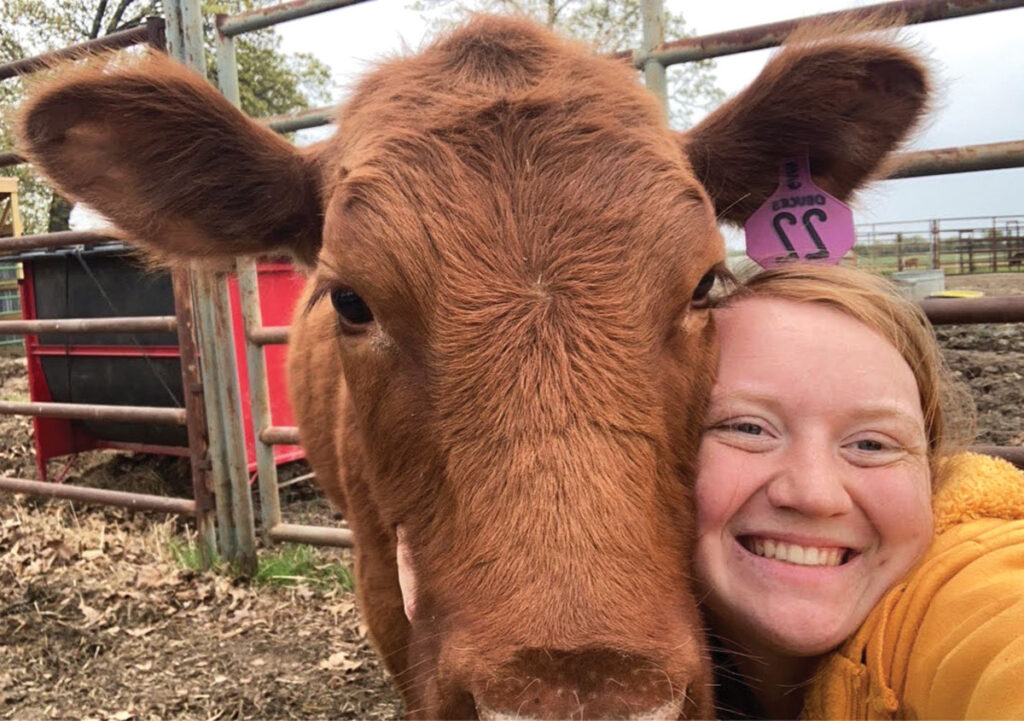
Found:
[192,270,239,563]
[209,274,259,575]
[165,0,258,575]
[215,20,284,545]
[165,0,233,564]
[639,0,669,115]
[171,270,217,568]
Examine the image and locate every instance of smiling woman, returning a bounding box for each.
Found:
[696,264,1024,720]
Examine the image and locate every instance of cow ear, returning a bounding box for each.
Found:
[680,24,929,224]
[16,52,324,266]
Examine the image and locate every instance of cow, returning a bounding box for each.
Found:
[16,15,928,719]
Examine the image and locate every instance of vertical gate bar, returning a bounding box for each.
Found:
[210,276,258,574]
[215,25,283,544]
[192,0,256,575]
[640,0,668,114]
[236,260,282,543]
[192,269,237,562]
[164,0,234,562]
[171,270,217,566]
[152,8,218,567]
[166,0,259,572]
[164,0,205,70]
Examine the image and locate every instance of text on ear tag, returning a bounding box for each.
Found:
[744,155,855,269]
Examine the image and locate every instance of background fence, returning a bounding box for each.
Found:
[854,214,1024,274]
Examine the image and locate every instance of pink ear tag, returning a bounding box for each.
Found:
[744,155,855,269]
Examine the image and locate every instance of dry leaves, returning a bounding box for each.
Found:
[0,492,400,720]
[318,651,364,673]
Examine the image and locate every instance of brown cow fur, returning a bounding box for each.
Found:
[18,15,928,719]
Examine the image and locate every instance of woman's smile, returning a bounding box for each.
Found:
[739,536,848,567]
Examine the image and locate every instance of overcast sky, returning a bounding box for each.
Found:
[272,0,1023,245]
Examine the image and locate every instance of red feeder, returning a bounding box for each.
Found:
[17,247,304,481]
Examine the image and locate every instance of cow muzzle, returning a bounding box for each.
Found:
[468,648,696,720]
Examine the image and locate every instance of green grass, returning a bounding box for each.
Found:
[166,539,355,591]
[167,536,207,572]
[253,544,354,591]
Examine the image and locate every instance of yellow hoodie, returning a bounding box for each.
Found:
[802,453,1024,719]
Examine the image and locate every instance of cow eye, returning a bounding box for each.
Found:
[330,288,374,326]
[691,270,716,308]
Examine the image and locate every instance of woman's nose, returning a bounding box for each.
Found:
[765,441,853,517]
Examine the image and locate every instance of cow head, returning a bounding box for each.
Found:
[17,16,928,719]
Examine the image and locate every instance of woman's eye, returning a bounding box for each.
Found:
[851,439,888,452]
[703,414,776,452]
[330,288,374,326]
[730,422,763,436]
[716,419,765,436]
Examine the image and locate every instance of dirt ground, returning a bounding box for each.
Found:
[939,273,1024,448]
[1,272,1022,720]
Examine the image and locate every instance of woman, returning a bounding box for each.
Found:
[695,264,1024,719]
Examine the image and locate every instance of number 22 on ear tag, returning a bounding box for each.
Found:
[743,155,855,269]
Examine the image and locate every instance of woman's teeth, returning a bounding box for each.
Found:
[744,537,846,566]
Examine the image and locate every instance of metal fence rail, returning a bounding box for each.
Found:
[0,316,177,334]
[248,325,289,346]
[622,0,1024,66]
[216,0,373,36]
[0,18,166,80]
[0,231,123,254]
[0,476,196,514]
[920,296,1024,324]
[0,401,186,424]
[890,140,1024,179]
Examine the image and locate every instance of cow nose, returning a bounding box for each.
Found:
[472,649,689,720]
[476,701,683,721]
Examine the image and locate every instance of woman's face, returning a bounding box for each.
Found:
[695,297,933,657]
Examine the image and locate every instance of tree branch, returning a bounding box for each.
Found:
[106,0,137,35]
[90,0,109,39]
[553,0,575,26]
[111,9,150,33]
